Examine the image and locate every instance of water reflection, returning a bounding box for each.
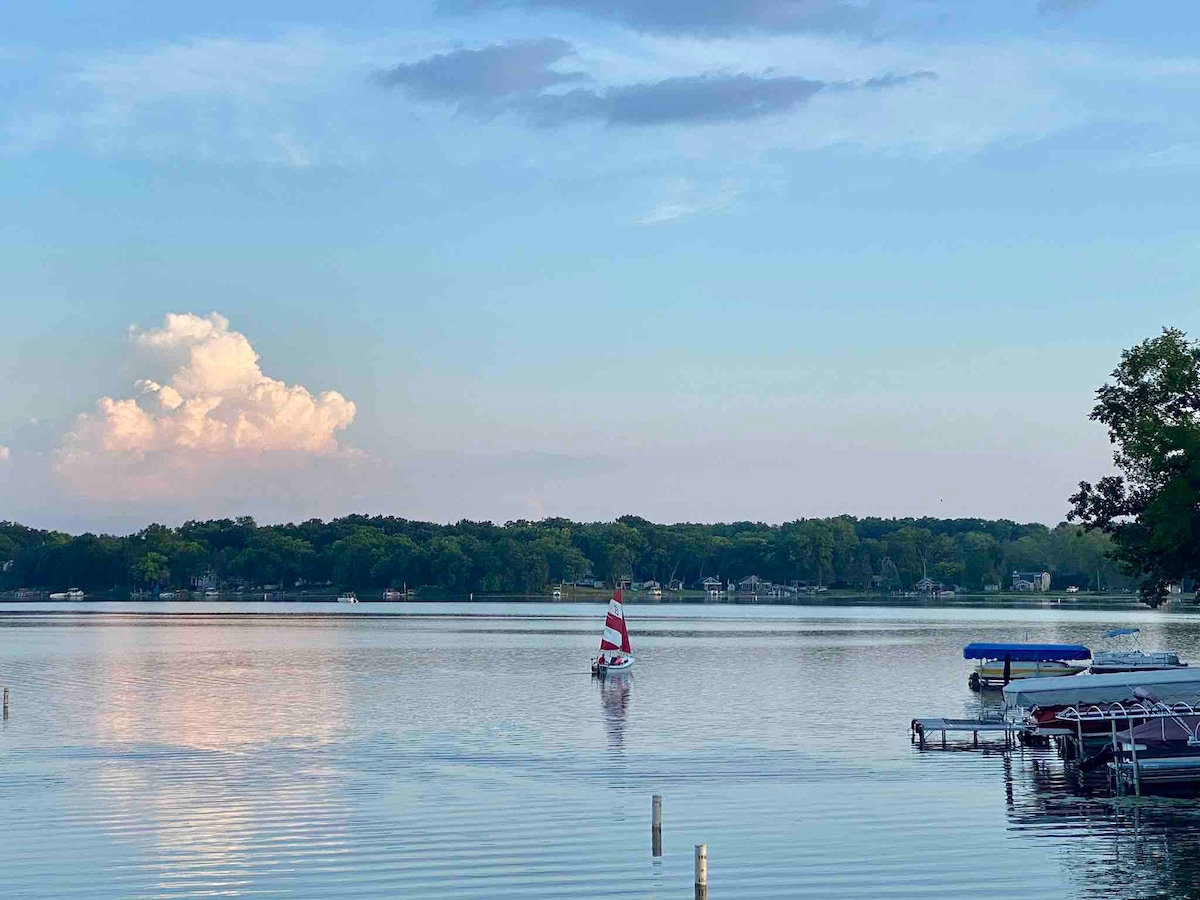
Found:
[12,603,1200,898]
[1007,749,1200,899]
[598,673,630,752]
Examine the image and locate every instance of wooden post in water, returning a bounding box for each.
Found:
[3,687,8,720]
[695,844,708,900]
[651,795,662,857]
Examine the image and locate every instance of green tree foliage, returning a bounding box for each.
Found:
[0,514,1130,596]
[1070,328,1200,606]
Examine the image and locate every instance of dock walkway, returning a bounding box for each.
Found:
[910,717,1027,748]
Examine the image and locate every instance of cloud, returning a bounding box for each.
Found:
[860,70,938,90]
[525,72,829,125]
[55,313,358,501]
[379,41,936,127]
[1037,0,1100,14]
[4,30,395,166]
[439,0,883,36]
[7,25,1193,168]
[638,177,742,223]
[376,38,586,108]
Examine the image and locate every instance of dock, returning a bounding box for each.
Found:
[910,716,1027,749]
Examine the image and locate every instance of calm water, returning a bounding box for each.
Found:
[5,601,1200,899]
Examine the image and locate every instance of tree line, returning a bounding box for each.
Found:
[0,514,1127,595]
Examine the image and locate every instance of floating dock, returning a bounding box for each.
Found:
[910,716,1027,749]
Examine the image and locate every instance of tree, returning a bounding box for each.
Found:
[1069,328,1200,606]
[133,552,169,586]
[793,520,835,585]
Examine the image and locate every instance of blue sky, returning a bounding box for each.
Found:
[2,0,1199,531]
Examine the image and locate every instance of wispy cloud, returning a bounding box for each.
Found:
[440,0,884,36]
[638,177,742,224]
[1037,0,1101,15]
[3,25,1196,168]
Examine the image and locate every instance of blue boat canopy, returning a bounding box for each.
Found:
[1105,627,1140,638]
[963,642,1091,661]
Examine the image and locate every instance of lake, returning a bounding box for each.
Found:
[3,600,1200,898]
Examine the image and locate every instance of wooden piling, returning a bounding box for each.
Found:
[695,844,708,900]
[651,795,662,857]
[3,687,8,720]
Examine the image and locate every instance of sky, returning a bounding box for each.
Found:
[2,0,1200,533]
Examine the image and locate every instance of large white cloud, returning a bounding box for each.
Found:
[55,312,357,500]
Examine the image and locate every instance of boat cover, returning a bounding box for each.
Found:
[1004,668,1200,708]
[963,642,1091,662]
[1126,714,1200,754]
[1105,627,1141,638]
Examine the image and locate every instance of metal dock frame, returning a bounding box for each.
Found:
[910,717,1027,750]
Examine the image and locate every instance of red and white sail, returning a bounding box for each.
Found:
[598,589,632,658]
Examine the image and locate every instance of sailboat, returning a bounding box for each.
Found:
[591,589,634,675]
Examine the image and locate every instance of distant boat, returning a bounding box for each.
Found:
[49,588,85,601]
[591,589,633,675]
[204,590,220,598]
[337,592,359,604]
[382,588,405,601]
[159,591,177,600]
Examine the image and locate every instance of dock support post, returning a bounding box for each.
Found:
[2,687,7,720]
[652,795,662,857]
[695,844,708,900]
[973,731,978,748]
[1110,717,1121,797]
[1128,724,1142,797]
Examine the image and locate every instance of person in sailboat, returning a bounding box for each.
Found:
[592,589,634,674]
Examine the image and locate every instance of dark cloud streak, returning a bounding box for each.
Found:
[525,74,827,127]
[376,38,585,104]
[860,70,938,91]
[439,0,881,36]
[379,39,937,129]
[1037,0,1100,14]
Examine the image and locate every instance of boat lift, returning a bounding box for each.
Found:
[1056,700,1200,795]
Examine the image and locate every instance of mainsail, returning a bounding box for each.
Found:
[598,590,632,657]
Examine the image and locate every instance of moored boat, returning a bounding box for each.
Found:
[337,592,359,603]
[964,642,1091,690]
[1004,667,1200,710]
[1089,628,1188,674]
[591,589,633,675]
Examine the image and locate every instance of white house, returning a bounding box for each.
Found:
[1012,570,1051,592]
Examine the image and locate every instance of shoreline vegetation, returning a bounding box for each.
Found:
[0,589,1158,607]
[0,514,1135,601]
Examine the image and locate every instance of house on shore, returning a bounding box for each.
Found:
[1012,570,1051,592]
[737,575,769,593]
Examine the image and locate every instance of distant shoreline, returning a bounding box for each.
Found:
[0,590,1166,611]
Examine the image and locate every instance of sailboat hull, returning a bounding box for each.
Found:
[593,656,634,675]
